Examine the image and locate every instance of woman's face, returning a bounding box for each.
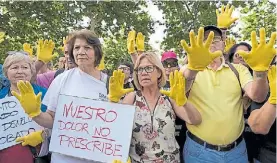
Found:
[7,60,32,85]
[233,45,249,67]
[73,38,96,67]
[137,57,161,88]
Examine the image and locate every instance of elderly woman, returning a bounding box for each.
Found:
[0,51,47,163]
[12,29,110,163]
[109,52,201,163]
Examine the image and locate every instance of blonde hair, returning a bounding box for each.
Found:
[3,52,36,82]
[133,52,166,90]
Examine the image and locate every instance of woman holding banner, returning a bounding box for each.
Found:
[109,52,201,163]
[11,29,118,163]
[0,51,48,163]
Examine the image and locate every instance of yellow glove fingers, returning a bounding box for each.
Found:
[228,6,234,16]
[26,81,33,93]
[120,72,125,86]
[237,50,249,60]
[127,157,131,163]
[189,30,197,47]
[123,88,134,94]
[229,18,238,26]
[180,40,190,53]
[221,5,224,13]
[11,91,21,100]
[17,81,27,94]
[36,92,42,102]
[268,32,277,47]
[173,70,179,86]
[225,4,230,13]
[259,28,266,45]
[216,9,219,16]
[22,142,28,146]
[251,31,258,48]
[210,50,222,60]
[197,27,204,46]
[15,136,25,142]
[160,89,170,96]
[109,76,115,87]
[204,31,214,49]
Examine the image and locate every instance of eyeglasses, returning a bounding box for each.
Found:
[118,67,130,71]
[135,65,155,74]
[7,51,29,56]
[204,36,222,43]
[162,61,178,68]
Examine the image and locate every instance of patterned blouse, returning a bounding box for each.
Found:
[130,91,180,163]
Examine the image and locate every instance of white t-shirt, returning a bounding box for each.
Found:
[43,68,108,163]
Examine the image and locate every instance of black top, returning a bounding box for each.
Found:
[54,68,65,78]
[250,94,276,152]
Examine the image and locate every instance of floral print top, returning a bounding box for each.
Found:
[130,91,180,163]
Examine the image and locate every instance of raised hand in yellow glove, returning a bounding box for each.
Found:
[23,43,33,57]
[268,65,276,104]
[224,37,236,53]
[160,70,179,101]
[37,39,55,63]
[16,130,43,147]
[136,32,145,52]
[112,157,131,163]
[176,71,187,106]
[180,27,222,71]
[216,4,238,29]
[237,28,277,71]
[108,70,134,102]
[11,81,42,118]
[0,32,5,43]
[97,55,105,70]
[127,30,136,54]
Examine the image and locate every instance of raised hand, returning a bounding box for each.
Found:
[216,4,238,29]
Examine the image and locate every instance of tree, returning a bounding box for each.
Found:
[239,0,276,41]
[0,1,154,64]
[154,1,248,58]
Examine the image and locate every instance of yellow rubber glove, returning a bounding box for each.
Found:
[180,27,222,71]
[216,4,238,29]
[224,37,236,53]
[11,81,42,118]
[108,70,134,102]
[237,28,277,71]
[268,65,276,104]
[59,36,69,52]
[136,32,145,52]
[16,130,43,147]
[127,30,136,54]
[23,43,33,57]
[160,70,178,101]
[112,157,131,163]
[0,32,5,43]
[37,39,56,63]
[97,55,105,70]
[176,72,187,106]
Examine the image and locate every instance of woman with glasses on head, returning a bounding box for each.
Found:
[116,52,201,163]
[0,51,48,163]
[117,61,137,91]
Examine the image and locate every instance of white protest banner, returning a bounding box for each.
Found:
[0,96,42,150]
[49,94,136,163]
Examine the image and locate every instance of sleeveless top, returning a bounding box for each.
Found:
[130,91,180,163]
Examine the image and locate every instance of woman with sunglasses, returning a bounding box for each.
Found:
[0,51,48,163]
[110,52,201,163]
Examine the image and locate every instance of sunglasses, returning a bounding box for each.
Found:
[162,61,178,68]
[7,51,29,56]
[118,67,130,71]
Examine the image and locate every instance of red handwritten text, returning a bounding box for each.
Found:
[63,101,117,122]
[58,120,89,134]
[59,135,122,156]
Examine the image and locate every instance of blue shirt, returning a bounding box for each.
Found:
[0,83,47,112]
[0,64,10,89]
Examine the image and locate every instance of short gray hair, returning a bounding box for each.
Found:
[3,52,36,82]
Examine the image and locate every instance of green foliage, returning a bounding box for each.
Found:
[0,1,154,69]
